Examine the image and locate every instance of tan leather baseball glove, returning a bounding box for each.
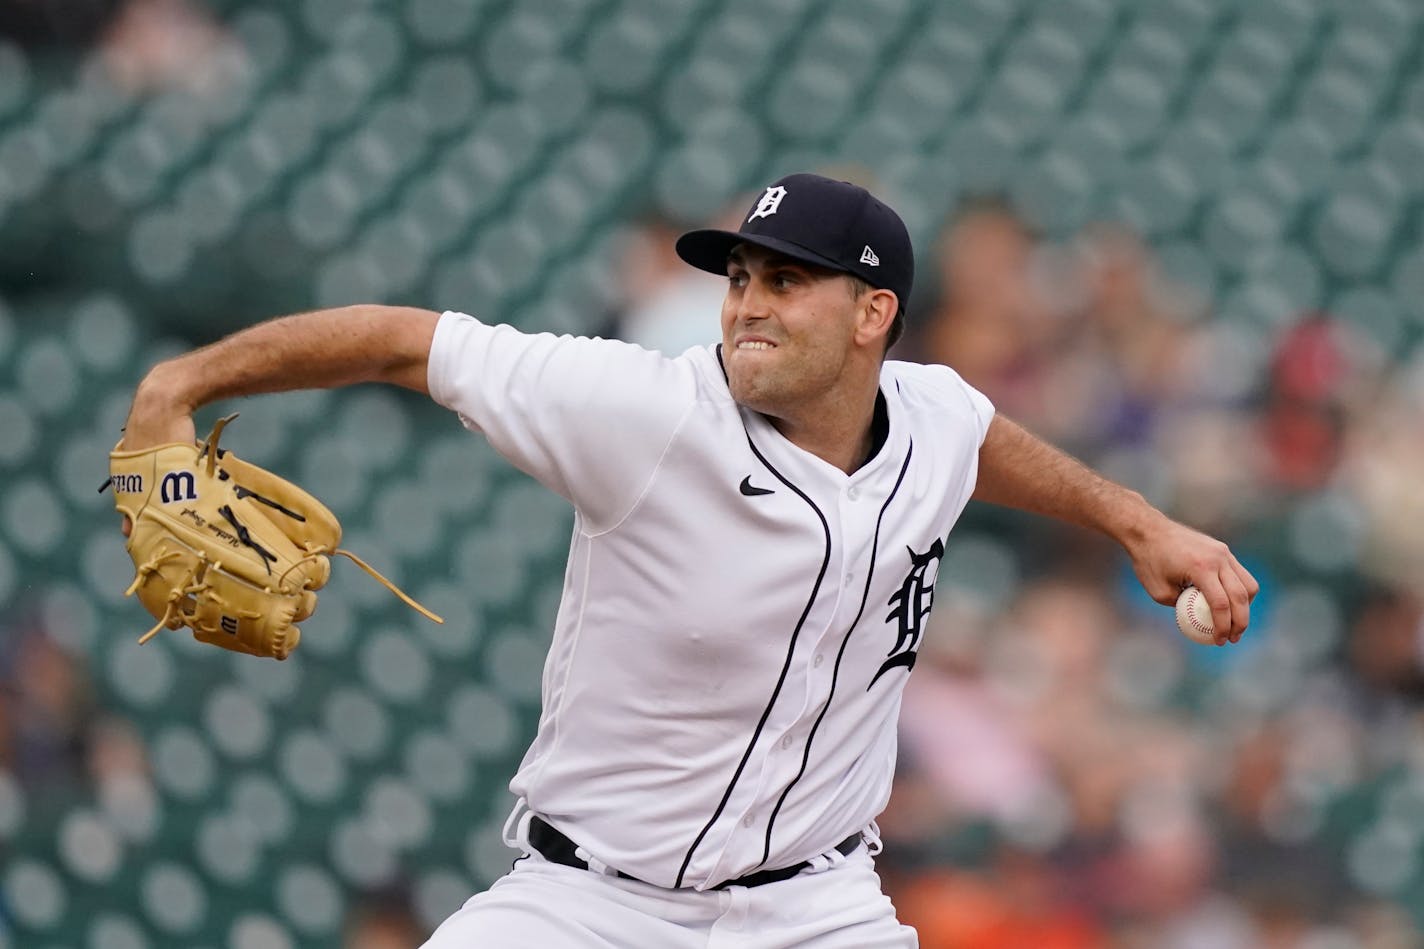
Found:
[105,414,441,659]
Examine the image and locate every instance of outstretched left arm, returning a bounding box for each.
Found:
[971,413,1258,644]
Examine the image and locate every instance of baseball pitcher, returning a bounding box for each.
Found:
[117,174,1256,947]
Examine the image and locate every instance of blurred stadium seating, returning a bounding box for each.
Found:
[1,0,1422,945]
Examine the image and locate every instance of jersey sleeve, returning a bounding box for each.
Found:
[427,311,696,531]
[898,361,996,444]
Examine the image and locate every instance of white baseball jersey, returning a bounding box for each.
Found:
[427,311,994,891]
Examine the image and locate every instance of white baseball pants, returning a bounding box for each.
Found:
[422,841,917,948]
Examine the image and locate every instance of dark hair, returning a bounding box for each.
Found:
[847,276,904,352]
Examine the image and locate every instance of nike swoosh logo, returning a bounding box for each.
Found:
[739,476,774,497]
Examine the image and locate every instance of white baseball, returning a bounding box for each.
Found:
[1175,586,1219,645]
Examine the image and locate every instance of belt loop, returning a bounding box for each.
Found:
[502,798,533,850]
[862,821,883,857]
[575,845,615,877]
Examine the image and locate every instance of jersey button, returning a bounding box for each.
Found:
[813,654,824,668]
[847,486,860,500]
[743,814,755,828]
[781,734,794,749]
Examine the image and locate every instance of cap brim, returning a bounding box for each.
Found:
[675,229,851,279]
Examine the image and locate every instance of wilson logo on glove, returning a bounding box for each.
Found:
[102,414,443,659]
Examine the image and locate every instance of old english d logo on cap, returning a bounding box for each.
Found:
[749,186,788,221]
[674,173,914,315]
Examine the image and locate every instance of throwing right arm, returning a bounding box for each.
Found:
[123,305,440,450]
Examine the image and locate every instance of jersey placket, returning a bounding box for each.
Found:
[709,473,885,882]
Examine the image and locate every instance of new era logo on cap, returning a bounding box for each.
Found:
[674,173,914,316]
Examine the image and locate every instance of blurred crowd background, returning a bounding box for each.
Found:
[1,0,1422,946]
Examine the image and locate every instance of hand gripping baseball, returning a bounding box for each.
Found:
[105,414,442,659]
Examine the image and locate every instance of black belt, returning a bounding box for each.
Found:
[527,815,862,890]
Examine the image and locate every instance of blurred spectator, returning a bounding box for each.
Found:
[344,889,424,949]
[0,0,233,93]
[908,197,1058,427]
[1259,316,1358,493]
[0,0,122,49]
[610,212,729,354]
[1,626,94,793]
[100,0,236,95]
[1342,354,1424,595]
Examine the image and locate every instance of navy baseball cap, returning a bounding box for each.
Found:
[675,173,914,314]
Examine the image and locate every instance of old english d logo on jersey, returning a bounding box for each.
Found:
[748,185,788,221]
[869,537,944,688]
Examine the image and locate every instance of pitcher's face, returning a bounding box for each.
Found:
[720,245,863,416]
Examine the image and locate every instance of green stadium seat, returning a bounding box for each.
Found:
[1110,22,1192,83]
[373,480,444,558]
[1202,180,1294,272]
[140,861,208,938]
[275,864,345,940]
[85,913,150,949]
[408,57,481,135]
[362,776,434,852]
[330,815,400,889]
[1082,65,1170,149]
[296,433,370,512]
[406,730,472,803]
[3,859,67,933]
[1391,244,1424,332]
[205,685,274,763]
[446,683,518,759]
[0,767,25,840]
[1242,245,1325,317]
[583,11,675,94]
[414,867,475,934]
[0,539,14,609]
[482,10,575,92]
[324,686,393,762]
[1236,0,1320,43]
[1332,287,1407,355]
[287,167,364,253]
[34,89,106,168]
[196,813,263,885]
[1294,67,1377,154]
[228,772,296,847]
[767,57,861,141]
[0,125,59,205]
[938,116,1023,193]
[397,171,478,253]
[1372,118,1424,191]
[97,773,161,845]
[1187,64,1275,150]
[360,630,434,706]
[1011,151,1095,237]
[279,729,348,804]
[0,40,29,120]
[153,725,219,800]
[230,8,293,81]
[69,295,137,373]
[405,0,486,47]
[3,477,66,558]
[1312,163,1403,278]
[1109,154,1199,238]
[230,914,295,949]
[106,636,178,709]
[654,146,743,224]
[0,395,38,469]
